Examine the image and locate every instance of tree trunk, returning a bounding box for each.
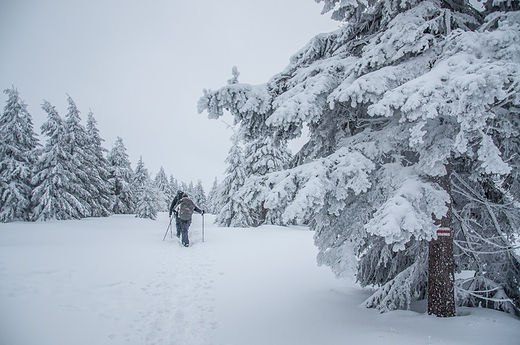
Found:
[428,164,456,317]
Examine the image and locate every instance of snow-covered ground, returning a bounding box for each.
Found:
[0,213,518,345]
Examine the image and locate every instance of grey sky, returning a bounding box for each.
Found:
[0,0,339,191]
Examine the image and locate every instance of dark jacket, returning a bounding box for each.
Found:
[169,191,185,217]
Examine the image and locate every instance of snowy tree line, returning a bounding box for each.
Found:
[200,0,520,316]
[0,88,211,221]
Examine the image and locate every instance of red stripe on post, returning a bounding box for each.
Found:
[437,228,451,237]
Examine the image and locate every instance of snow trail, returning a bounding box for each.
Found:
[135,232,216,345]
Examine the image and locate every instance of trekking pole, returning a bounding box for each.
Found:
[163,215,173,241]
[202,213,205,243]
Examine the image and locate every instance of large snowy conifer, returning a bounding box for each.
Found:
[62,96,94,217]
[107,137,135,214]
[85,111,113,217]
[200,0,520,314]
[32,101,88,220]
[0,87,39,222]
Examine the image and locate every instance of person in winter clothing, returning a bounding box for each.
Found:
[173,193,204,247]
[169,191,185,238]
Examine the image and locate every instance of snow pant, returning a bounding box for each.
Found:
[174,215,182,237]
[178,218,192,246]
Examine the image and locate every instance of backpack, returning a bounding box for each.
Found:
[175,197,195,221]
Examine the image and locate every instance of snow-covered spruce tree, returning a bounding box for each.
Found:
[86,111,114,217]
[154,166,171,211]
[133,156,149,193]
[193,179,207,211]
[169,174,179,197]
[214,132,251,227]
[241,135,292,226]
[198,67,292,226]
[354,4,520,315]
[180,181,189,195]
[199,0,520,315]
[32,101,88,220]
[107,137,135,214]
[187,181,195,197]
[206,177,219,214]
[0,87,39,222]
[61,96,92,216]
[133,156,161,220]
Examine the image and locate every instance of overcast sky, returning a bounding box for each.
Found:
[0,0,339,191]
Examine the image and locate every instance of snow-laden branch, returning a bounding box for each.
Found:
[364,169,449,251]
[237,146,375,225]
[454,240,518,255]
[364,253,428,312]
[456,287,513,303]
[455,275,516,313]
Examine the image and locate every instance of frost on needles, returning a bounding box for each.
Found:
[199,0,520,315]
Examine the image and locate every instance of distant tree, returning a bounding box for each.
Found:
[133,156,161,220]
[154,167,170,211]
[0,87,39,222]
[187,181,195,197]
[169,175,179,199]
[133,157,148,189]
[206,177,219,214]
[107,137,134,214]
[32,101,87,220]
[180,181,189,195]
[215,132,251,227]
[193,179,207,211]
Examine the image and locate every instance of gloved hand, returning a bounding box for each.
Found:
[201,210,205,215]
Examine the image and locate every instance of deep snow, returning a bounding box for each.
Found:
[0,213,519,345]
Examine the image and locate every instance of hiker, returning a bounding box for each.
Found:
[169,190,185,238]
[174,193,204,247]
